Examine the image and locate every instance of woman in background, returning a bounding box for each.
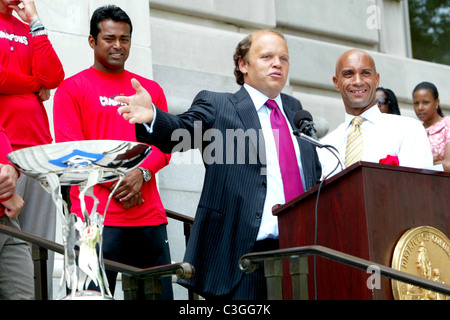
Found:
[376,87,401,115]
[413,82,450,171]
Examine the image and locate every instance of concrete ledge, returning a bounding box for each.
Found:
[374,54,450,107]
[276,0,379,45]
[152,64,240,115]
[150,0,276,29]
[150,17,243,79]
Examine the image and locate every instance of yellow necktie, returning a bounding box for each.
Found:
[345,116,365,167]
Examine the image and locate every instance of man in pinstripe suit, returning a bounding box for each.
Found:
[117,30,322,300]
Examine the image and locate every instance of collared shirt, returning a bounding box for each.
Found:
[243,84,305,240]
[318,106,435,177]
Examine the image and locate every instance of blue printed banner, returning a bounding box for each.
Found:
[49,149,104,168]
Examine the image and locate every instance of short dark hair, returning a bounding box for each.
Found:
[90,5,133,44]
[413,81,444,117]
[233,30,285,86]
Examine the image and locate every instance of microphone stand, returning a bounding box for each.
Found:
[294,131,346,171]
[293,129,345,300]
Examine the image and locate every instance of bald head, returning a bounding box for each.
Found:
[335,49,377,75]
[333,49,380,116]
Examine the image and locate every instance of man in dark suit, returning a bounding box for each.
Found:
[116,30,322,299]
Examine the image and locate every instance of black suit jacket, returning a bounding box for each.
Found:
[136,86,322,297]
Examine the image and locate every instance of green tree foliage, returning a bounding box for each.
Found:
[409,0,450,66]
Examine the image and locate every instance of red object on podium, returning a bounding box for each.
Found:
[274,162,450,300]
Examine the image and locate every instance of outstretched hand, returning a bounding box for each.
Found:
[116,78,155,124]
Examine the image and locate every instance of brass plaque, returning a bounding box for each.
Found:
[391,226,450,300]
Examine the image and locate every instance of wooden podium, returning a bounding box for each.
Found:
[274,162,450,300]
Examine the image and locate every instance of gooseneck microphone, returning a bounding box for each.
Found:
[293,110,346,171]
[294,110,319,140]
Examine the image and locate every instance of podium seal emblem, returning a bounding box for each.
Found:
[391,226,450,300]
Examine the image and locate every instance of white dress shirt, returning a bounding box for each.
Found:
[243,84,305,240]
[318,106,434,177]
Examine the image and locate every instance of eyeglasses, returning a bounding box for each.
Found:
[376,98,389,105]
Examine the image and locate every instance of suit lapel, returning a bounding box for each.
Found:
[281,95,295,127]
[281,94,313,187]
[231,87,261,131]
[230,87,267,167]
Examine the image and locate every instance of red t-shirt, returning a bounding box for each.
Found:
[0,126,14,217]
[0,12,64,150]
[53,67,171,227]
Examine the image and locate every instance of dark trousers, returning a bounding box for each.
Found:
[205,238,279,300]
[100,224,174,300]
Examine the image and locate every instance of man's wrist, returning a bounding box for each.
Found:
[31,28,47,37]
[4,164,19,182]
[30,16,45,33]
[137,167,151,182]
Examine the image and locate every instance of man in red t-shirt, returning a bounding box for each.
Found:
[0,0,64,299]
[0,125,34,299]
[53,5,172,299]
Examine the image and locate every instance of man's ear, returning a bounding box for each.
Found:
[332,75,340,92]
[238,58,248,75]
[88,35,96,49]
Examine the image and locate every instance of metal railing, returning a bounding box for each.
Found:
[166,209,193,245]
[0,209,195,300]
[11,204,448,301]
[239,245,450,300]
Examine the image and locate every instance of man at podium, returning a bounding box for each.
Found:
[319,49,434,177]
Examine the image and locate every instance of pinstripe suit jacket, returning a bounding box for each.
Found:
[135,86,322,297]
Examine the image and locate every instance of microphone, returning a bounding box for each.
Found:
[293,110,346,171]
[294,110,319,140]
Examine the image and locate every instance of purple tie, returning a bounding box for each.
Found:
[266,99,304,202]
